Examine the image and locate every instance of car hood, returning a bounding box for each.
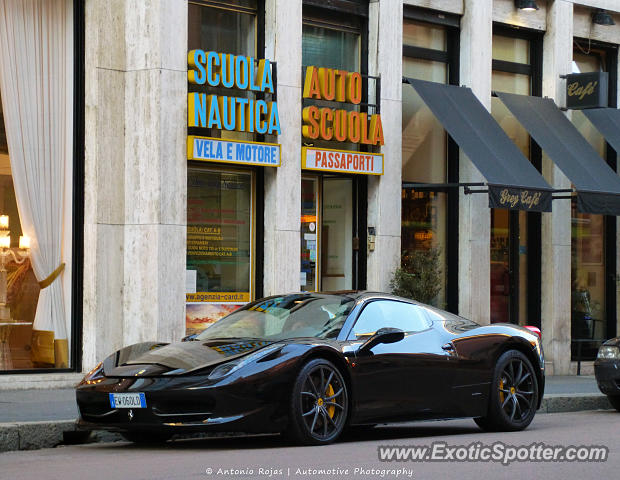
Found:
[102,338,275,377]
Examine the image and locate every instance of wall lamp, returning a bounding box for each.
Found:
[592,9,615,26]
[514,0,539,11]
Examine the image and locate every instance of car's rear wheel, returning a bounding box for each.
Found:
[607,395,620,412]
[475,350,538,432]
[121,431,172,444]
[286,358,348,445]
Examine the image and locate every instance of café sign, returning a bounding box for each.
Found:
[566,72,608,110]
[488,187,552,212]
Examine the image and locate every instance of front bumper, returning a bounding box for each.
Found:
[76,374,289,434]
[594,359,620,396]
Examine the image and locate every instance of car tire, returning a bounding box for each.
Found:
[286,358,349,445]
[607,395,620,412]
[121,431,172,444]
[475,350,539,432]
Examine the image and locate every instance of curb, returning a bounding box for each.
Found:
[0,394,615,453]
[0,420,123,453]
[540,393,612,413]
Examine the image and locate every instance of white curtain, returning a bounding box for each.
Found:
[0,0,71,367]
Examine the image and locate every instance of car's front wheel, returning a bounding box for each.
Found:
[607,395,620,412]
[286,358,349,445]
[475,350,539,432]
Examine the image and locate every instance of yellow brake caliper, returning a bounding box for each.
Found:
[499,378,505,404]
[325,384,335,418]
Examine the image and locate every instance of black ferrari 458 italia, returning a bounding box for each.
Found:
[76,292,545,445]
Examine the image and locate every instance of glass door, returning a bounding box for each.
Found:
[300,176,354,292]
[321,177,353,290]
[301,178,319,291]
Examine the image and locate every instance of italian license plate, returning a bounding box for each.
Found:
[109,393,146,409]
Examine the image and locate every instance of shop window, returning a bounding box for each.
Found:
[570,49,611,359]
[401,19,452,309]
[186,1,259,334]
[186,169,254,335]
[0,1,73,371]
[490,30,540,327]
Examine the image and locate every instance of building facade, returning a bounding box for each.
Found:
[0,0,619,388]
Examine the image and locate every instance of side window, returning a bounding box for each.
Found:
[349,301,431,339]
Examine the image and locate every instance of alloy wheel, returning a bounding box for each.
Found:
[498,358,535,422]
[298,363,347,442]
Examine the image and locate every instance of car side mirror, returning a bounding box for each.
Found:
[359,327,405,353]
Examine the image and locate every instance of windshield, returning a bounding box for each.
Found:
[196,293,356,341]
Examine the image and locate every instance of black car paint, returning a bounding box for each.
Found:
[594,337,620,396]
[76,292,545,435]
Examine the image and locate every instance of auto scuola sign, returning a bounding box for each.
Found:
[301,66,384,175]
[187,50,281,166]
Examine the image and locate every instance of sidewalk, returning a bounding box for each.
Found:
[0,375,613,452]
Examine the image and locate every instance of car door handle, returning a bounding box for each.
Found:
[441,343,455,352]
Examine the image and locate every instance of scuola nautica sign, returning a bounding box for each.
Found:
[186,50,281,167]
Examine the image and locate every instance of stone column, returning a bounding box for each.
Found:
[541,0,573,375]
[82,0,187,370]
[262,0,302,295]
[366,0,403,292]
[458,0,492,324]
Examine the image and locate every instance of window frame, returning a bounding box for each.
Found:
[491,24,544,328]
[346,299,432,340]
[401,10,460,314]
[571,37,619,356]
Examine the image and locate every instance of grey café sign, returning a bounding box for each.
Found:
[566,72,608,110]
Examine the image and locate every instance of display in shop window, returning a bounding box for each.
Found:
[186,169,254,334]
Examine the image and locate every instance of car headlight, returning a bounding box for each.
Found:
[597,345,620,360]
[80,361,105,384]
[208,344,283,381]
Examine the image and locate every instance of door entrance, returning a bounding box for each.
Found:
[300,176,364,292]
[490,209,529,325]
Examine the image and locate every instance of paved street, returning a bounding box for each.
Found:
[1,410,618,480]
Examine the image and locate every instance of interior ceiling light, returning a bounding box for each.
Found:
[592,9,615,26]
[514,0,539,11]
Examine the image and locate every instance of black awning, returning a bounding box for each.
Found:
[404,78,552,212]
[582,108,620,154]
[497,92,620,216]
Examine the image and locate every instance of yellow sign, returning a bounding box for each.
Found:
[302,66,384,146]
[186,292,251,303]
